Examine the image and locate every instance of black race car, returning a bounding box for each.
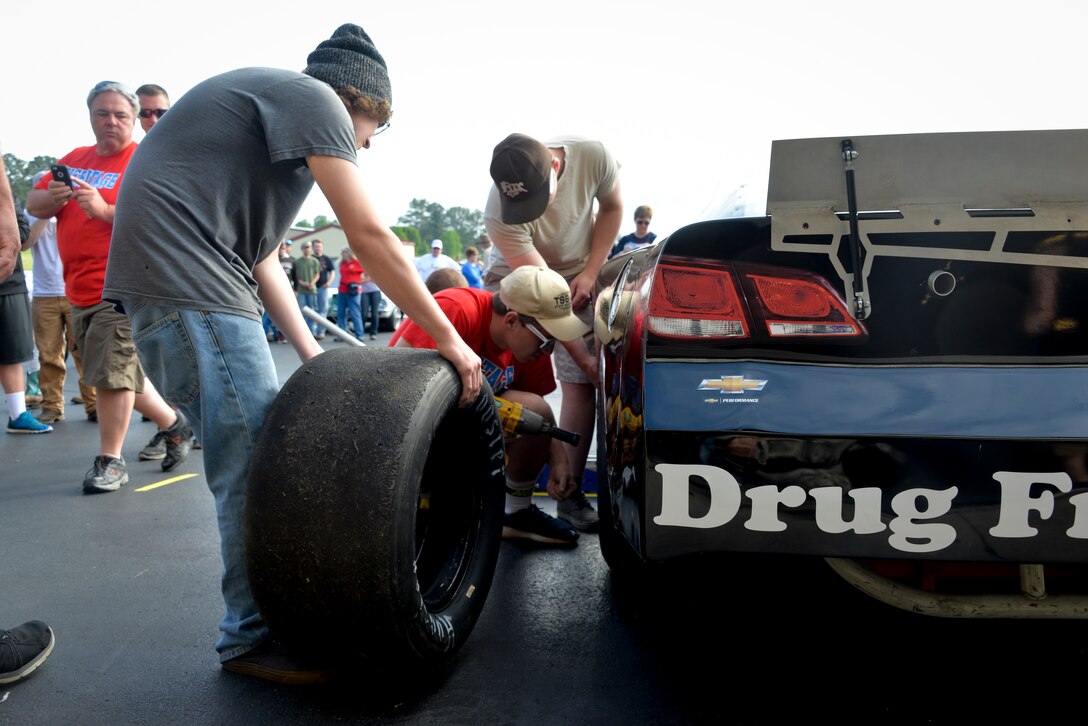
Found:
[593,129,1088,617]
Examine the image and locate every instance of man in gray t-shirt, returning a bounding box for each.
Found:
[104,24,482,685]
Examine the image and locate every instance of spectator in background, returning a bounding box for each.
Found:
[23,345,42,409]
[312,239,335,326]
[135,84,170,133]
[279,239,296,281]
[23,170,96,424]
[264,241,293,342]
[609,204,656,259]
[461,246,484,289]
[2,152,52,433]
[293,240,322,338]
[0,153,17,280]
[359,262,382,340]
[426,266,468,295]
[414,239,459,282]
[336,246,364,340]
[477,233,493,272]
[484,133,624,532]
[26,81,193,490]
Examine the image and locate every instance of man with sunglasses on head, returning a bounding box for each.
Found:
[135,84,170,133]
[392,265,587,545]
[103,24,481,684]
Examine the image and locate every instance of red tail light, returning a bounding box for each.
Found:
[648,258,865,340]
[648,263,747,338]
[747,273,862,337]
[751,275,831,317]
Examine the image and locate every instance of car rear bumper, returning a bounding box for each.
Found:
[629,360,1088,564]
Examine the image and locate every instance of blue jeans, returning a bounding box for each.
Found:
[337,291,363,339]
[360,290,381,336]
[261,311,279,339]
[316,286,331,320]
[127,303,278,660]
[297,292,319,335]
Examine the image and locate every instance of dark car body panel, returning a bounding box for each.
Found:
[595,132,1088,577]
[645,361,1088,438]
[641,432,1087,563]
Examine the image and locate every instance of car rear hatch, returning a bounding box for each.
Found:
[640,130,1088,564]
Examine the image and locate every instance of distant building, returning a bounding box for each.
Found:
[285,224,415,302]
[286,223,414,262]
[287,223,347,256]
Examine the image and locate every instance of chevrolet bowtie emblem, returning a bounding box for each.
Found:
[698,376,768,393]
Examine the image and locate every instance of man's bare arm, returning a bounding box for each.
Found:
[22,217,49,250]
[254,251,323,362]
[0,158,19,279]
[26,185,70,219]
[309,154,482,405]
[568,180,623,311]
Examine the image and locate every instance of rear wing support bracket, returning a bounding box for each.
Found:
[841,139,871,320]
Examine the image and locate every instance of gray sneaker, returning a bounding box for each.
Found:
[161,412,194,472]
[557,490,599,532]
[83,455,128,494]
[138,430,167,460]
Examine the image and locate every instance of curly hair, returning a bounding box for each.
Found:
[335,85,392,125]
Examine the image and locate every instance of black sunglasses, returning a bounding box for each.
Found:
[139,108,167,119]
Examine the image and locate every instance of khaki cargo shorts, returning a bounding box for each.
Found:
[551,303,594,384]
[72,301,145,392]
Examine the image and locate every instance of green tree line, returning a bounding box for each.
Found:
[396,198,485,259]
[296,198,485,259]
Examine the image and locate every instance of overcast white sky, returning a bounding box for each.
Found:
[3,0,1086,239]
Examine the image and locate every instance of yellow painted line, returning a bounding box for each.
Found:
[135,473,200,492]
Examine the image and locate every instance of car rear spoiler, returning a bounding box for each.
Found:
[766,129,1088,317]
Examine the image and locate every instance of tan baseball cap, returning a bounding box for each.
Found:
[499,266,590,341]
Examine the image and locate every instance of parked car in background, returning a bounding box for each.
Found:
[593,129,1088,618]
[325,290,404,334]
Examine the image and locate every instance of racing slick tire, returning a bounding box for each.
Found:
[245,346,506,674]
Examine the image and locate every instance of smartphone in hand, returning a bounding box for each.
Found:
[50,164,74,188]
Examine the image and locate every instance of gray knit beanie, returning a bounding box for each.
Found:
[304,24,391,107]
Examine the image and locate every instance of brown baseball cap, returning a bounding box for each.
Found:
[490,133,553,224]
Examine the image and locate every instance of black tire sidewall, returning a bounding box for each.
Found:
[245,347,505,671]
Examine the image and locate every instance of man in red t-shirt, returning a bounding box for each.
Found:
[391,265,589,545]
[26,81,192,494]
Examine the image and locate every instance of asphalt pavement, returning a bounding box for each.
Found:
[4,327,1088,725]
